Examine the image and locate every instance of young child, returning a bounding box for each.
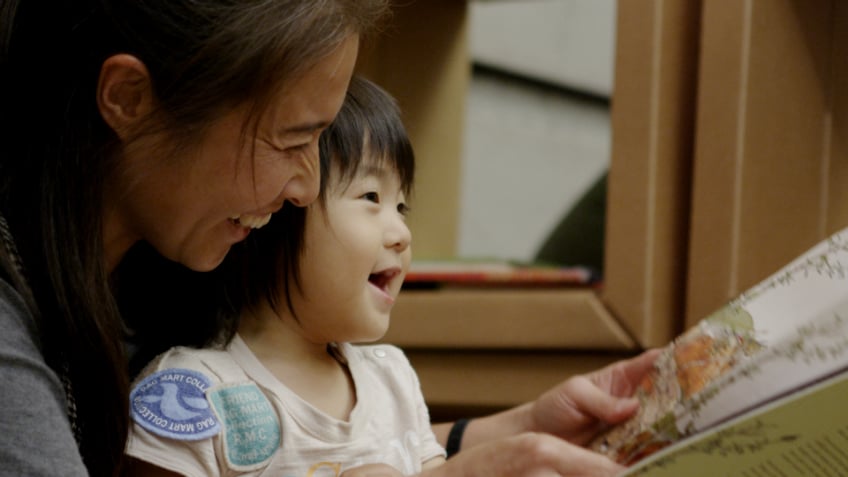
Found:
[124,76,445,476]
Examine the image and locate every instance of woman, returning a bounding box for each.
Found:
[0,1,656,476]
[0,1,386,475]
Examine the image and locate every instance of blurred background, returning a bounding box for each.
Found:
[458,0,616,262]
[370,0,848,414]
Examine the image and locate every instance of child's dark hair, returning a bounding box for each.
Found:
[231,75,415,324]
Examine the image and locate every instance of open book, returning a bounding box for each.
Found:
[588,227,848,476]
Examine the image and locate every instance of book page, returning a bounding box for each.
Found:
[590,228,848,465]
[739,233,848,346]
[620,370,848,477]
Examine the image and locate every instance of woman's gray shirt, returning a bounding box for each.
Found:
[0,278,87,475]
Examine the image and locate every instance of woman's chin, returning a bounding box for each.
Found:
[181,247,231,273]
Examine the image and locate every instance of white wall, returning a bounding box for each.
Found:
[456,0,616,262]
[470,0,617,97]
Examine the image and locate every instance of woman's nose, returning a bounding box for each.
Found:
[280,142,321,207]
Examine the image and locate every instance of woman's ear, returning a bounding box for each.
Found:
[97,54,154,139]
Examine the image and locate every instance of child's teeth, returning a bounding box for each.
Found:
[234,213,272,229]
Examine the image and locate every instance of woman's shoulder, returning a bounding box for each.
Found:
[0,278,90,475]
[0,275,31,316]
[0,277,41,352]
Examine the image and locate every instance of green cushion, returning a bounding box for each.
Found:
[534,171,607,273]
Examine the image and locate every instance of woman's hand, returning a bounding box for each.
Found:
[340,463,404,477]
[446,349,661,453]
[430,433,623,477]
[343,434,623,477]
[528,349,661,445]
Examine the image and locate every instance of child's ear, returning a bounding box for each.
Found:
[96,54,155,139]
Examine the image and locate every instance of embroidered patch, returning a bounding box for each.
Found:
[209,383,281,470]
[130,368,220,441]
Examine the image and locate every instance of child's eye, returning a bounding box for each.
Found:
[362,191,380,203]
[397,203,410,216]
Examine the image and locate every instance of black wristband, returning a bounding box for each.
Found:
[445,418,470,458]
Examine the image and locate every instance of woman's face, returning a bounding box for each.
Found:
[106,35,359,272]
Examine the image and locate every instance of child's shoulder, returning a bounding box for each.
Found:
[132,344,239,388]
[128,345,242,445]
[345,342,411,367]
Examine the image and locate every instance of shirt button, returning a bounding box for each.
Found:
[373,348,387,358]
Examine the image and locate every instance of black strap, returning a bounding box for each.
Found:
[445,418,470,458]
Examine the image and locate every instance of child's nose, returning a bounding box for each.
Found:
[385,217,412,252]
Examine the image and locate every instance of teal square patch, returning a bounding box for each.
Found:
[209,383,281,470]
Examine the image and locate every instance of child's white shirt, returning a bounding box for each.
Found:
[126,335,445,477]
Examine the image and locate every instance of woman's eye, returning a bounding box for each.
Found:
[397,203,410,216]
[362,191,380,203]
[285,143,309,154]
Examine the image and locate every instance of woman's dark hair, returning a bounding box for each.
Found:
[0,1,389,475]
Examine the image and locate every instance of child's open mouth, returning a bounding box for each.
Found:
[368,269,400,291]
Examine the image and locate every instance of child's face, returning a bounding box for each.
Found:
[292,156,412,343]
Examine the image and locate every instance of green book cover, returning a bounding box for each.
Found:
[621,370,848,477]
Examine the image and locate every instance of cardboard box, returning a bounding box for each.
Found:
[603,0,702,346]
[385,288,636,350]
[357,0,469,260]
[685,0,848,326]
[367,0,848,412]
[370,0,704,410]
[405,350,636,410]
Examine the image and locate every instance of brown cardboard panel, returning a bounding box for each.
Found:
[604,0,654,344]
[825,2,848,232]
[685,0,748,328]
[357,0,469,259]
[405,350,634,408]
[383,288,637,350]
[686,0,840,326]
[604,0,700,347]
[735,0,831,287]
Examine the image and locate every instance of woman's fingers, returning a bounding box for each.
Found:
[340,464,404,477]
[591,349,662,397]
[427,433,625,477]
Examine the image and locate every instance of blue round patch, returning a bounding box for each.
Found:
[130,368,221,441]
